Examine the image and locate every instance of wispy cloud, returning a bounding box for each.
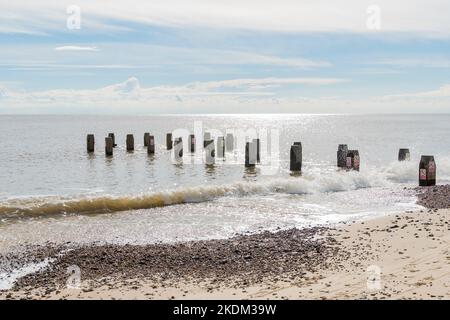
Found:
[1,0,450,36]
[199,49,329,69]
[352,68,402,75]
[54,46,100,52]
[0,44,330,71]
[187,77,346,91]
[386,84,450,98]
[375,58,450,68]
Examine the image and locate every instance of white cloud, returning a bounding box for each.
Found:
[386,84,450,98]
[0,76,343,108]
[1,0,449,36]
[0,44,330,71]
[54,46,100,52]
[186,77,346,91]
[1,77,450,114]
[216,52,330,68]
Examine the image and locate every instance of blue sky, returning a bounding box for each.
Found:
[0,0,450,113]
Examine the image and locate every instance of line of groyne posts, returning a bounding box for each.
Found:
[86,133,437,187]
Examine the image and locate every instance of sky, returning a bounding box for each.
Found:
[0,0,449,114]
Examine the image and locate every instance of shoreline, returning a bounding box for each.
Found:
[0,186,449,300]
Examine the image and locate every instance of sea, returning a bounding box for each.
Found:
[1,114,450,253]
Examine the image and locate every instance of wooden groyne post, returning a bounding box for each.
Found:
[226,133,234,151]
[204,132,211,148]
[217,136,225,158]
[189,134,195,153]
[245,141,256,168]
[105,137,113,156]
[147,135,155,154]
[337,144,348,168]
[108,133,117,147]
[144,133,150,147]
[205,139,215,165]
[126,134,134,152]
[346,150,360,171]
[290,143,302,172]
[174,137,183,162]
[398,148,410,161]
[252,138,260,163]
[419,155,436,186]
[87,134,95,153]
[166,133,173,150]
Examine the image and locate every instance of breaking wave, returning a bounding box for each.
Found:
[1,158,449,219]
[381,156,450,183]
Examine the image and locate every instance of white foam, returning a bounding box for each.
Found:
[0,258,52,290]
[1,159,449,218]
[379,156,450,183]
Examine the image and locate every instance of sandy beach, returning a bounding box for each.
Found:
[0,186,449,300]
[3,0,450,305]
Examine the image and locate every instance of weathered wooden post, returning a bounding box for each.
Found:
[419,156,436,186]
[337,144,348,168]
[346,150,360,171]
[290,143,302,172]
[144,133,150,147]
[126,134,134,152]
[166,133,173,150]
[398,148,410,161]
[204,132,211,148]
[245,141,257,168]
[87,134,95,153]
[217,136,225,158]
[205,139,215,165]
[226,133,234,151]
[252,138,260,163]
[105,137,113,156]
[173,137,183,162]
[293,141,302,151]
[189,134,195,153]
[108,133,117,147]
[147,135,155,154]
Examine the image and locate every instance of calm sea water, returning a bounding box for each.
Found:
[0,114,450,251]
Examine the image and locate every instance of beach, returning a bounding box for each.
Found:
[1,185,448,300]
[2,0,450,306]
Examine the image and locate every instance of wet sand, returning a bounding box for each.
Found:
[1,186,449,300]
